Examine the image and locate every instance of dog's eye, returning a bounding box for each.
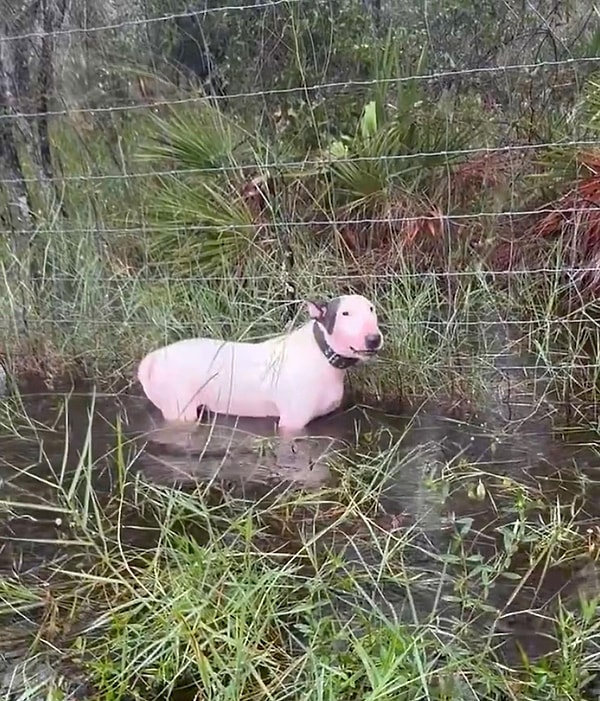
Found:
[342,311,350,316]
[370,306,374,312]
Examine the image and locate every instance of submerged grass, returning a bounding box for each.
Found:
[1,389,600,700]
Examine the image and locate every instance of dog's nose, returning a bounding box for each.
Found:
[365,333,382,350]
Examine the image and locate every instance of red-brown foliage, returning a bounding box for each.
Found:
[523,151,600,295]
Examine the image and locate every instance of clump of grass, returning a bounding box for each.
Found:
[2,391,600,700]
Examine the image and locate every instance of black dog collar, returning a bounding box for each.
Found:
[312,322,360,370]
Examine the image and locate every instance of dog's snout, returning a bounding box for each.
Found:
[365,333,382,350]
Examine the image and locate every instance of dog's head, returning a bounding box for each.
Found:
[307,294,383,360]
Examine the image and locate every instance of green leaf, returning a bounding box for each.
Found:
[359,101,379,142]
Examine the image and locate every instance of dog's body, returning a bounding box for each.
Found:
[137,294,383,439]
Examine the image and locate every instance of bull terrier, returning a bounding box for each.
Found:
[137,294,383,466]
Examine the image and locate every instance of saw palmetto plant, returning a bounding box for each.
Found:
[139,105,274,275]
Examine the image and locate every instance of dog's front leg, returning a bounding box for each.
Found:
[276,419,310,468]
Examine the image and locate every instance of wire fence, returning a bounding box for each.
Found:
[1,0,600,398]
[0,141,599,182]
[4,15,600,701]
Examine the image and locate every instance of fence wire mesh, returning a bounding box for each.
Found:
[0,0,600,413]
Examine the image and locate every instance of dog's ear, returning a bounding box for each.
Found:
[306,299,328,320]
[306,297,340,334]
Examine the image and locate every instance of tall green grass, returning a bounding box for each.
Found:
[1,389,600,700]
[1,83,599,416]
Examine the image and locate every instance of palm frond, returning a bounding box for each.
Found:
[139,105,268,274]
[139,107,253,174]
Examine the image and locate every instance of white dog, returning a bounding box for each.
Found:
[138,294,383,459]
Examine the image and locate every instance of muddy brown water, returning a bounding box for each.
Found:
[2,357,600,698]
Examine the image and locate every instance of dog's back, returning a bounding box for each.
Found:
[138,334,291,421]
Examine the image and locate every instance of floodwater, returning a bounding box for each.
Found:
[2,332,600,699]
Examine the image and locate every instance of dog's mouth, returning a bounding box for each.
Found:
[350,347,380,357]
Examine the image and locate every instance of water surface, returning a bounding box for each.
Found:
[1,352,600,698]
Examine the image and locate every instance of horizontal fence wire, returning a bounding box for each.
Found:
[0,0,300,42]
[10,269,600,281]
[2,208,600,235]
[0,141,599,183]
[0,317,596,330]
[1,58,599,120]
